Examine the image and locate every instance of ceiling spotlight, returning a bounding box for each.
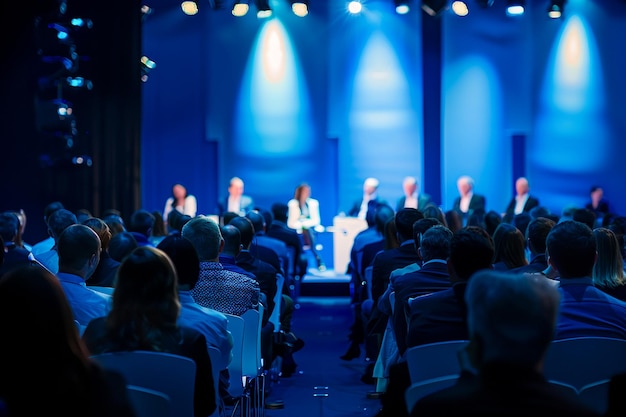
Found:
[475,0,494,7]
[451,1,469,16]
[181,1,199,15]
[422,0,448,17]
[255,0,272,18]
[394,0,410,15]
[506,0,525,16]
[291,1,308,17]
[547,0,565,19]
[347,1,363,14]
[232,0,249,16]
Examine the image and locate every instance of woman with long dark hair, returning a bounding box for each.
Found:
[288,182,326,271]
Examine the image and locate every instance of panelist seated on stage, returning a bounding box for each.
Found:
[396,176,433,212]
[217,176,254,217]
[503,177,540,223]
[452,175,486,224]
[347,177,386,219]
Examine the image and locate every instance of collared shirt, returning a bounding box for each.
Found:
[404,193,418,209]
[56,272,111,326]
[358,192,377,220]
[227,196,241,214]
[191,261,260,316]
[178,290,233,370]
[460,192,473,213]
[514,193,530,215]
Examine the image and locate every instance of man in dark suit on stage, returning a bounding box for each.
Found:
[217,176,254,217]
[348,177,384,219]
[395,176,433,212]
[452,175,486,224]
[503,177,540,223]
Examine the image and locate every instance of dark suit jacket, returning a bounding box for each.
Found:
[371,242,421,304]
[406,282,469,349]
[87,251,120,287]
[347,197,385,218]
[395,194,434,212]
[412,364,600,417]
[266,221,304,276]
[236,250,278,318]
[452,194,486,219]
[504,195,540,219]
[0,244,31,277]
[217,194,254,216]
[392,260,451,355]
[510,254,548,274]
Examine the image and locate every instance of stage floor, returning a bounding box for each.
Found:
[298,268,351,297]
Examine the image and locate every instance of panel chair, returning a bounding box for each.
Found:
[404,374,459,415]
[543,337,626,390]
[578,379,611,415]
[126,385,171,417]
[405,340,469,385]
[91,351,196,417]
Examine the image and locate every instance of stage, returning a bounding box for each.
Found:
[297,268,352,298]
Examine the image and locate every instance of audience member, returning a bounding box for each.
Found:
[411,270,599,417]
[108,231,138,262]
[503,177,540,222]
[483,210,501,237]
[12,209,31,250]
[0,211,31,277]
[546,220,626,340]
[288,183,326,271]
[217,176,254,217]
[592,227,626,301]
[512,212,532,236]
[82,217,120,287]
[348,177,384,219]
[267,202,306,278]
[0,265,135,417]
[246,210,288,276]
[218,224,257,280]
[103,212,126,237]
[56,224,111,328]
[82,246,216,417]
[421,204,446,228]
[511,216,555,274]
[395,176,433,212]
[34,208,77,273]
[452,175,486,225]
[573,207,597,229]
[491,222,528,271]
[163,183,197,227]
[150,210,168,246]
[127,209,155,247]
[75,209,92,224]
[30,200,64,255]
[444,209,463,233]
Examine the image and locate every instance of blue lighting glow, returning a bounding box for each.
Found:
[234,19,314,157]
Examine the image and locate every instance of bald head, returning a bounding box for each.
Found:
[515,177,529,197]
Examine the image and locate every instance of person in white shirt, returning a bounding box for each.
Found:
[452,175,486,225]
[288,182,326,271]
[217,177,255,218]
[503,177,540,223]
[395,176,434,212]
[163,183,197,228]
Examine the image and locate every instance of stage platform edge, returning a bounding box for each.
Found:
[297,268,351,297]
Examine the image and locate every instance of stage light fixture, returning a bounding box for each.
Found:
[547,0,565,19]
[422,0,448,17]
[475,0,494,7]
[141,5,153,21]
[347,1,363,14]
[291,1,309,17]
[506,0,525,16]
[140,56,156,82]
[232,0,249,16]
[451,1,468,16]
[66,76,93,90]
[394,0,410,15]
[255,0,272,18]
[181,1,199,15]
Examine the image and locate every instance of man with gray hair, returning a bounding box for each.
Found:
[411,270,599,416]
[182,215,260,316]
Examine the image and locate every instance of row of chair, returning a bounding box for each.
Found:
[403,337,626,415]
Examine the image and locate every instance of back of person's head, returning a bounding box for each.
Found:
[529,206,551,220]
[229,216,255,248]
[444,210,463,233]
[526,217,556,256]
[573,208,597,229]
[0,264,92,413]
[245,210,265,235]
[260,209,273,230]
[449,226,495,281]
[412,217,443,242]
[167,209,192,232]
[512,212,531,236]
[0,211,19,243]
[151,211,167,237]
[421,205,447,227]
[395,208,424,242]
[103,213,126,236]
[546,220,596,279]
[57,224,101,275]
[483,210,502,237]
[222,211,240,226]
[560,204,578,221]
[181,216,222,261]
[157,234,200,289]
[374,204,395,233]
[82,217,112,250]
[108,246,180,339]
[221,224,243,256]
[47,208,78,241]
[592,227,625,289]
[271,203,289,223]
[75,209,92,224]
[128,209,155,237]
[466,270,560,369]
[384,218,399,250]
[467,210,486,230]
[43,201,65,222]
[419,225,453,262]
[492,223,528,269]
[108,231,138,262]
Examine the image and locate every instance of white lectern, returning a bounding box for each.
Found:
[330,216,368,275]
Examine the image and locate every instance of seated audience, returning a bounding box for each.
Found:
[34,208,78,273]
[592,227,626,301]
[127,209,155,247]
[267,202,306,278]
[483,210,501,237]
[82,246,216,417]
[0,265,135,417]
[491,222,528,271]
[82,217,120,287]
[573,208,597,230]
[0,211,31,277]
[547,220,626,340]
[149,210,168,246]
[30,200,64,255]
[511,216,556,274]
[411,270,600,417]
[108,231,138,263]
